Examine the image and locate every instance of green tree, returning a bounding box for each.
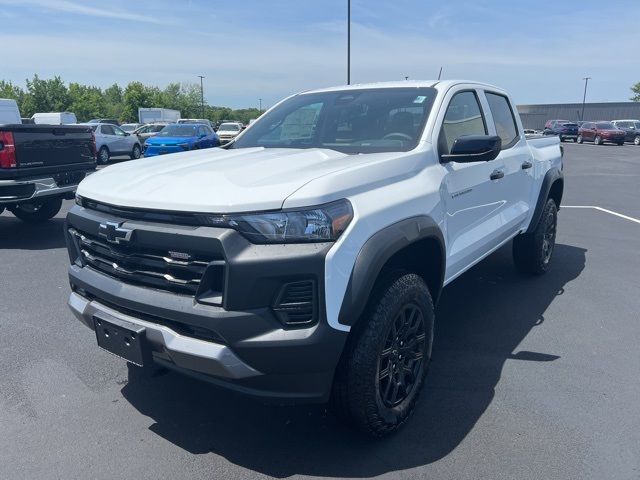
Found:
[21,74,70,116]
[104,83,124,120]
[122,81,152,122]
[631,82,640,102]
[68,83,107,122]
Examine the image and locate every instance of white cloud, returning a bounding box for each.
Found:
[0,0,168,24]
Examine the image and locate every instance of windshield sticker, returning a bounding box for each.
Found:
[413,96,427,104]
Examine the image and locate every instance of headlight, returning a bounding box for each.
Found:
[210,199,353,244]
[75,194,83,207]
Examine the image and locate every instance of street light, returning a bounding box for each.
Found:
[197,75,205,119]
[347,0,351,85]
[581,77,591,121]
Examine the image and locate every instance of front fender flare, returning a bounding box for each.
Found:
[337,216,445,328]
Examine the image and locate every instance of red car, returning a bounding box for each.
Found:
[577,121,625,145]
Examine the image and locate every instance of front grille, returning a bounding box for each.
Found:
[272,280,317,326]
[69,228,223,297]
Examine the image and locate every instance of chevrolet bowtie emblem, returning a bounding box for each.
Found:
[98,222,133,244]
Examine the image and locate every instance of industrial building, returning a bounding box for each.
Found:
[517,102,640,130]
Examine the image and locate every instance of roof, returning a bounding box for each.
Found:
[303,79,504,95]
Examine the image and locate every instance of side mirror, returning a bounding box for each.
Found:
[441,135,502,163]
[124,132,130,136]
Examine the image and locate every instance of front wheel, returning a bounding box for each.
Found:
[513,198,558,275]
[130,144,142,159]
[577,135,583,144]
[634,136,640,146]
[594,135,603,145]
[11,197,62,223]
[331,272,434,437]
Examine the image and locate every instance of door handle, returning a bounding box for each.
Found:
[521,161,533,170]
[490,170,504,180]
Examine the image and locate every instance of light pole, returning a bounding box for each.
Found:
[347,0,351,85]
[197,75,205,118]
[581,77,591,121]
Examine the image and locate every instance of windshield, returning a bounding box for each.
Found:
[157,125,197,137]
[219,124,240,131]
[121,124,137,132]
[562,123,578,127]
[232,87,437,153]
[596,122,615,129]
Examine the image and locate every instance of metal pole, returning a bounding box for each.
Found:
[438,66,443,80]
[347,0,351,85]
[581,77,591,121]
[198,75,205,118]
[259,98,262,113]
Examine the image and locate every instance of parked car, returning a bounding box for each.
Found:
[120,123,143,133]
[577,121,625,145]
[87,118,120,126]
[32,112,78,125]
[143,123,219,157]
[611,119,640,145]
[132,123,168,147]
[177,118,214,128]
[81,123,142,164]
[543,120,579,142]
[66,80,564,436]
[0,98,95,223]
[216,122,243,143]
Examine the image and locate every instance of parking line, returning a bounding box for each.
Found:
[563,206,640,225]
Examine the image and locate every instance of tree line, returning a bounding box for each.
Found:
[0,75,262,125]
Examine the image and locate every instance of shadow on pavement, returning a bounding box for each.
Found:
[121,242,586,478]
[0,216,67,250]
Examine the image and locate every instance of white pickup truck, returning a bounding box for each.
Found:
[65,80,563,436]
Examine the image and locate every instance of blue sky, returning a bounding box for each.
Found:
[1,0,639,109]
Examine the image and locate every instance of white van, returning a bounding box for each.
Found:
[31,112,78,125]
[0,99,22,125]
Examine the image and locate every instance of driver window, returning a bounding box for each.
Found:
[438,91,487,155]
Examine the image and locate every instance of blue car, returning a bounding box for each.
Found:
[144,123,220,157]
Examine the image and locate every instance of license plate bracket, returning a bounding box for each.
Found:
[93,315,147,367]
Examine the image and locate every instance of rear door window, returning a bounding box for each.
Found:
[101,125,115,135]
[485,92,519,149]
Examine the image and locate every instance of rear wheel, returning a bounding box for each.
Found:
[130,144,142,159]
[331,272,434,437]
[513,198,558,275]
[634,136,640,146]
[594,135,603,145]
[11,197,62,223]
[98,146,110,164]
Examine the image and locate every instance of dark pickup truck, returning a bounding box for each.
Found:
[0,124,96,222]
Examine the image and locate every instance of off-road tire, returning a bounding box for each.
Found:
[331,272,434,437]
[513,198,558,275]
[11,197,62,223]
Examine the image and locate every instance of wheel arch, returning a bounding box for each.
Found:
[527,167,564,234]
[337,216,445,328]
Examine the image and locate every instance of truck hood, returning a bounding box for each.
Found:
[77,147,364,213]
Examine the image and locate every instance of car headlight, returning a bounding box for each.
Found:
[75,194,84,207]
[205,199,353,244]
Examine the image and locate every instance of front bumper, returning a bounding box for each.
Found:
[65,204,348,402]
[0,172,88,204]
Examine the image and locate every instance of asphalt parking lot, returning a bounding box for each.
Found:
[1,143,639,479]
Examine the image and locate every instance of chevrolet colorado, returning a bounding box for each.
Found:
[65,81,563,436]
[1,99,96,222]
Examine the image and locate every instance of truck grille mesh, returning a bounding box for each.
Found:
[69,228,223,297]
